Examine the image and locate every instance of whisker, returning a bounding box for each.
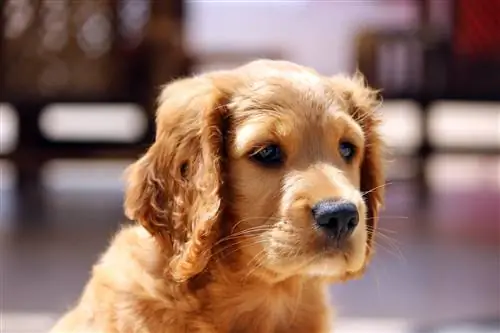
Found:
[209,237,268,263]
[370,238,406,263]
[247,248,267,267]
[366,215,409,221]
[370,233,404,261]
[211,233,265,253]
[243,249,269,281]
[366,225,402,234]
[370,231,401,246]
[224,226,273,239]
[212,226,273,249]
[367,227,403,248]
[362,182,392,196]
[230,216,281,234]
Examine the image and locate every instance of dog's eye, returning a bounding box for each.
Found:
[339,141,356,161]
[251,144,284,166]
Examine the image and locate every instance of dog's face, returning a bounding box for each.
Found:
[124,60,384,282]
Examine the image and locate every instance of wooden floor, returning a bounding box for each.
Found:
[1,178,499,333]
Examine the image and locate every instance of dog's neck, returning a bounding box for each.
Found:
[195,255,328,333]
[131,225,330,332]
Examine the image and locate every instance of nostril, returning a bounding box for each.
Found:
[346,216,359,231]
[312,199,359,241]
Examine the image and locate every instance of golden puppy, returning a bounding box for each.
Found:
[50,60,385,333]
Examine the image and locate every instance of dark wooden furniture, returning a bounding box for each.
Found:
[0,0,191,224]
[356,0,500,206]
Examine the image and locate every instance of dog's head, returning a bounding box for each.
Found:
[124,60,385,282]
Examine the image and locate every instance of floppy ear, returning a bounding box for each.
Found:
[359,118,385,259]
[124,75,230,281]
[331,72,385,258]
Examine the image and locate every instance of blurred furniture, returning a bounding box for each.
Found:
[0,0,191,223]
[356,0,500,205]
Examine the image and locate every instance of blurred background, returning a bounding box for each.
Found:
[0,1,499,332]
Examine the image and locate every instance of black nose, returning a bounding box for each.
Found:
[312,200,359,241]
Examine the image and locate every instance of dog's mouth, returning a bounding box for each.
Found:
[240,214,367,278]
[298,230,367,277]
[245,233,365,280]
[302,240,368,278]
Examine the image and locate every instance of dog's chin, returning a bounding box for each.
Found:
[305,255,348,277]
[255,248,367,281]
[242,228,369,281]
[303,252,366,278]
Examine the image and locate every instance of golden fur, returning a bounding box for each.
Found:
[50,60,385,333]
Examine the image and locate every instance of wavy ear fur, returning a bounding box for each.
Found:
[124,76,230,281]
[331,72,385,258]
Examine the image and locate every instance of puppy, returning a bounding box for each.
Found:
[50,59,385,333]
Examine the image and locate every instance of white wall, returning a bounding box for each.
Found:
[186,1,418,75]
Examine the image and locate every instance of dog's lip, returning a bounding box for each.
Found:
[300,243,346,265]
[322,246,348,259]
[315,231,351,252]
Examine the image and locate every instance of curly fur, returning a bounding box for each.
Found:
[50,60,385,333]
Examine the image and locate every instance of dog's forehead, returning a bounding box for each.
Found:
[230,67,364,151]
[233,68,337,116]
[252,70,325,94]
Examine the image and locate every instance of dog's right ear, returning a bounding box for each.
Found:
[123,75,234,281]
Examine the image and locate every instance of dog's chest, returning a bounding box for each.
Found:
[216,287,320,333]
[226,298,292,332]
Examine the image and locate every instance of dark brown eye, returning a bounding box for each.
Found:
[339,141,356,162]
[250,144,284,166]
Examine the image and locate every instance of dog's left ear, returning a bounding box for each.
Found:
[331,72,386,258]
